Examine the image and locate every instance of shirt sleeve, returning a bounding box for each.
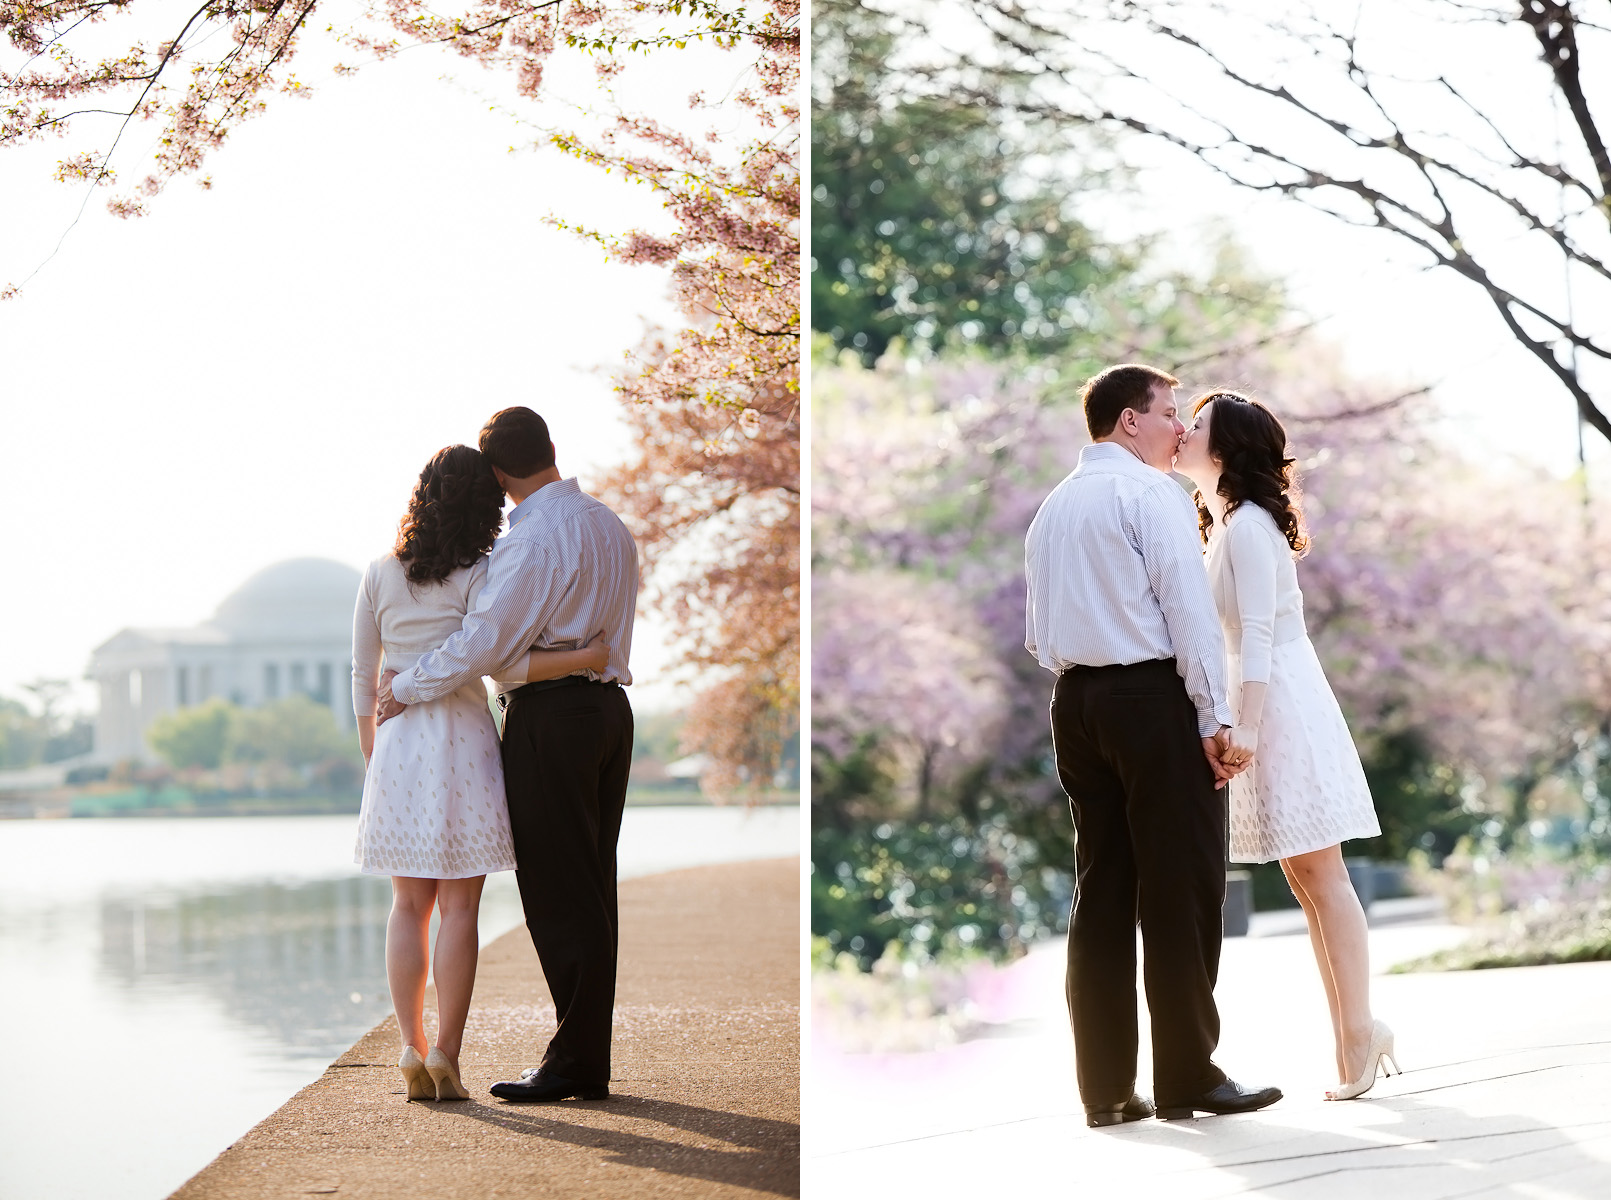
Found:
[464,555,490,613]
[1129,482,1234,735]
[1023,522,1040,663]
[390,538,561,704]
[1226,513,1280,686]
[351,564,382,719]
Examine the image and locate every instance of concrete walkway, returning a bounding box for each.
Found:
[173,857,800,1200]
[811,907,1611,1197]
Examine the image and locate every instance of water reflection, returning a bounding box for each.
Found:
[98,877,396,1060]
[0,807,798,1200]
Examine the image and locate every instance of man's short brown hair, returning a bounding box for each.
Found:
[479,407,555,477]
[1082,364,1180,439]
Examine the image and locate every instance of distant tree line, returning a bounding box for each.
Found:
[0,680,94,769]
[145,695,363,793]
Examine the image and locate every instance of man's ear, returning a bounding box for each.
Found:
[1119,408,1139,435]
[491,465,509,488]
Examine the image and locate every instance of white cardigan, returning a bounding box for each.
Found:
[1204,504,1308,685]
[351,554,490,720]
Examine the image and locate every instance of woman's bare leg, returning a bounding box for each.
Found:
[431,875,486,1071]
[1281,859,1346,1079]
[1283,845,1374,1087]
[388,876,439,1055]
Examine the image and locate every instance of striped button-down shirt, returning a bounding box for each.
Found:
[390,478,638,704]
[1025,442,1232,736]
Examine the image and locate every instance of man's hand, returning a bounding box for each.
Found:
[376,669,407,725]
[1198,731,1230,786]
[1201,733,1234,787]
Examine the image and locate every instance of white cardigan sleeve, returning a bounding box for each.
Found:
[1226,513,1280,685]
[351,561,383,719]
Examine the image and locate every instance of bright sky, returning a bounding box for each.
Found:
[887,0,1611,482]
[0,27,759,716]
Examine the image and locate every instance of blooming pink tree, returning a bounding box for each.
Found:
[813,567,1009,817]
[3,0,802,785]
[813,343,1611,836]
[2,1,794,221]
[585,14,800,792]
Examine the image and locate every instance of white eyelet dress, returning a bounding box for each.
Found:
[350,554,518,879]
[1207,506,1380,863]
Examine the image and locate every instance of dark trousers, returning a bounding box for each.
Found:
[1050,658,1228,1106]
[499,680,634,1084]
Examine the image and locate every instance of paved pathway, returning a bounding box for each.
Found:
[173,857,800,1200]
[810,906,1611,1197]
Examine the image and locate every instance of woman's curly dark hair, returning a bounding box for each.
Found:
[1191,390,1310,555]
[393,445,505,585]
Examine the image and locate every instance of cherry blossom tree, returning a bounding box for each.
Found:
[812,341,1611,849]
[586,16,800,793]
[3,0,802,786]
[2,1,793,223]
[813,567,1009,818]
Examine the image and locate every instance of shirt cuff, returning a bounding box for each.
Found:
[391,668,420,706]
[1197,703,1233,737]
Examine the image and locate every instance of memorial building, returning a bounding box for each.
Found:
[87,558,362,763]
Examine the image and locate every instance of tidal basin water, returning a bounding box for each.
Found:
[0,806,799,1200]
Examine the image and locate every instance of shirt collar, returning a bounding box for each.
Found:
[507,477,580,528]
[1077,441,1159,475]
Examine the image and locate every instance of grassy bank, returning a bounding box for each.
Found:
[1392,894,1611,972]
[10,783,799,819]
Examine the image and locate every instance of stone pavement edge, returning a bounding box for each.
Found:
[172,856,800,1200]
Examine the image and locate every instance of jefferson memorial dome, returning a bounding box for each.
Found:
[213,558,363,643]
[88,558,363,763]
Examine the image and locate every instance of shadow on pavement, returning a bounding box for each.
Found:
[429,1095,801,1197]
[1093,1067,1611,1194]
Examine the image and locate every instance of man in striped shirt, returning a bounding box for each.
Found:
[380,406,638,1103]
[1025,363,1281,1125]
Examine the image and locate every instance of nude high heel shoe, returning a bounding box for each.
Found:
[398,1046,434,1101]
[426,1047,471,1101]
[1326,1020,1399,1100]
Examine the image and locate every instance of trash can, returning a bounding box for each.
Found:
[1224,870,1252,937]
[1344,857,1375,914]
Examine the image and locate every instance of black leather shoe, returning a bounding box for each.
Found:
[1083,1093,1156,1128]
[1157,1078,1282,1120]
[488,1067,609,1102]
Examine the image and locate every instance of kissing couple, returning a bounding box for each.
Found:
[350,405,637,1104]
[1025,364,1396,1127]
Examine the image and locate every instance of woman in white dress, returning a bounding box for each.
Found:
[1176,392,1398,1101]
[352,444,607,1102]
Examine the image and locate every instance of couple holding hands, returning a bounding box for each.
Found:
[1026,364,1396,1126]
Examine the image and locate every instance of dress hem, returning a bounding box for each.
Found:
[1228,824,1383,865]
[355,859,518,880]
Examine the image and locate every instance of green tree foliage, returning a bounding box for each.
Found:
[811,1,1292,374]
[228,695,353,768]
[0,682,93,768]
[812,813,1070,969]
[0,697,46,769]
[145,694,357,774]
[145,699,233,771]
[1357,730,1472,864]
[812,0,1133,366]
[632,709,688,767]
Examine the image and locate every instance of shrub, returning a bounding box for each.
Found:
[146,699,233,770]
[811,812,1071,970]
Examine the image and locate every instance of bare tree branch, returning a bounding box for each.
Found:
[932,0,1611,448]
